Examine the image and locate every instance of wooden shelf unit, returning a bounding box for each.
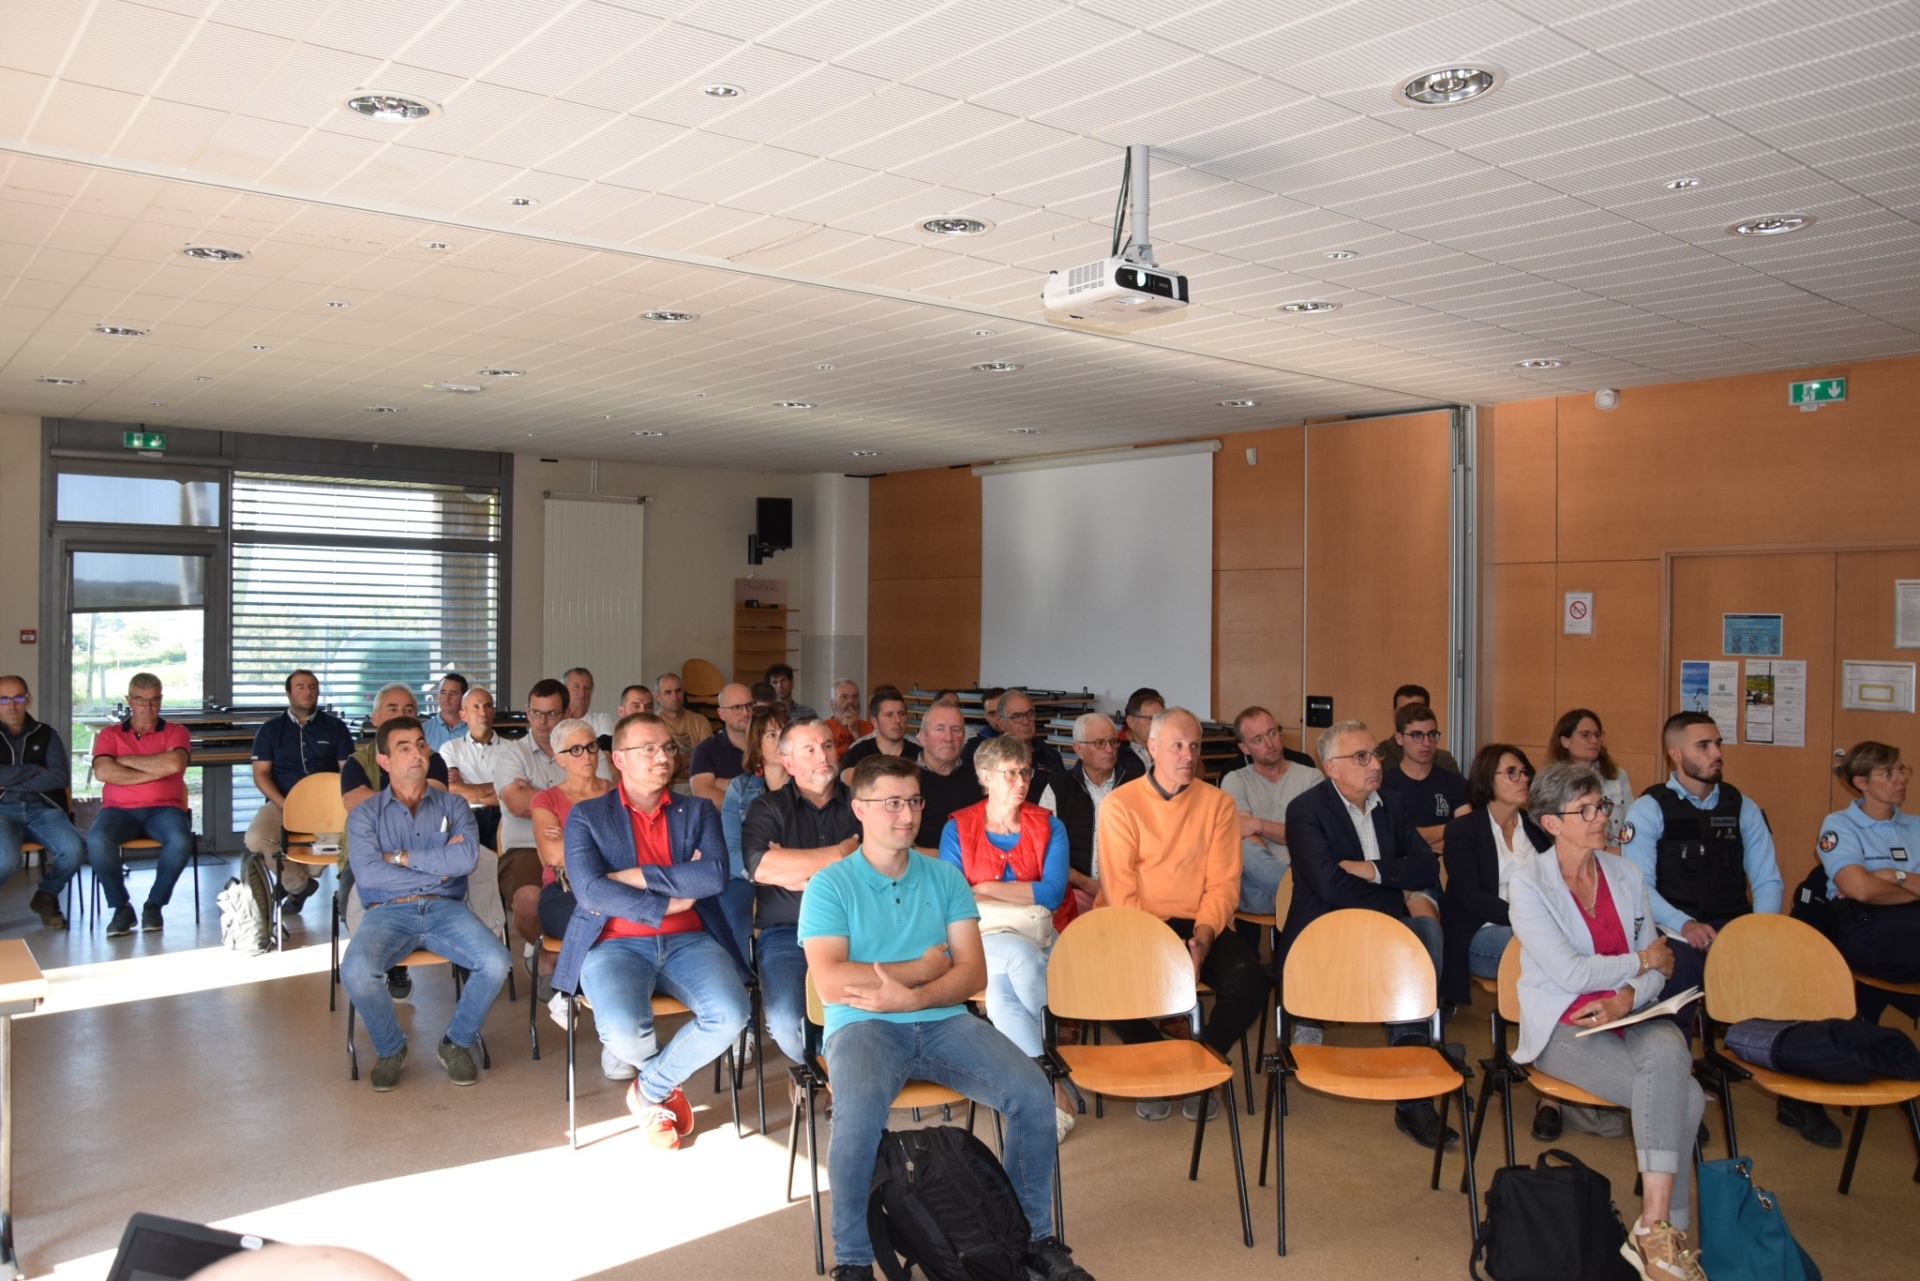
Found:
[734,602,797,685]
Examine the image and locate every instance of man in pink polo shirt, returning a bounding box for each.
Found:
[89,672,193,937]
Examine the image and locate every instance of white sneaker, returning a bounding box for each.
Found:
[1055,1106,1076,1143]
[547,991,568,1030]
[739,1028,757,1065]
[1182,1092,1221,1122]
[1290,1022,1324,1046]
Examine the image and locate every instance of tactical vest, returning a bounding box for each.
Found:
[1647,782,1751,924]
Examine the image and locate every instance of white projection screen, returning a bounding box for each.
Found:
[978,444,1215,718]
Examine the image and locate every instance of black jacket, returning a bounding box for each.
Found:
[1278,779,1439,967]
[1439,808,1550,1006]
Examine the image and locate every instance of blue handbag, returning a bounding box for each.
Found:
[1696,1156,1819,1281]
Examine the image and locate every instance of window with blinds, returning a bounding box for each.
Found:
[229,473,501,827]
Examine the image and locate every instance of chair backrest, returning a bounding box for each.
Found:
[805,970,826,1028]
[681,658,724,702]
[1704,913,1855,1023]
[283,771,348,834]
[1283,908,1436,1024]
[1272,868,1294,922]
[1496,937,1523,1023]
[1046,906,1197,1022]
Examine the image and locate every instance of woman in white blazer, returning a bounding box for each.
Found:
[1509,761,1708,1281]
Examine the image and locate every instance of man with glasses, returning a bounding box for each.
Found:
[961,689,1066,783]
[799,752,1095,1281]
[1098,707,1268,1121]
[690,683,755,807]
[654,672,711,790]
[1221,707,1324,924]
[550,712,749,1145]
[1379,702,1472,856]
[1281,720,1453,1150]
[742,719,859,1070]
[838,686,919,783]
[1375,684,1462,773]
[500,679,605,959]
[246,668,357,915]
[422,672,470,752]
[89,672,195,937]
[0,675,84,930]
[1037,712,1128,913]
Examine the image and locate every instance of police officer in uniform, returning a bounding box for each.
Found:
[1804,741,1920,1024]
[1622,712,1828,1143]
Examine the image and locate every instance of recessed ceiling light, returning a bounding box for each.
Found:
[850,450,880,458]
[1397,64,1505,108]
[971,329,997,338]
[181,245,246,262]
[693,392,710,398]
[150,401,165,407]
[365,406,405,413]
[633,430,668,437]
[193,376,212,382]
[476,368,523,377]
[774,401,812,409]
[424,381,483,393]
[815,364,836,371]
[971,361,1021,374]
[249,344,270,351]
[325,300,349,309]
[339,91,440,124]
[1008,428,1042,435]
[1219,399,1259,408]
[1324,250,1358,261]
[1279,300,1340,314]
[1665,177,1702,191]
[424,241,451,250]
[506,196,536,207]
[1515,358,1566,370]
[703,83,743,98]
[642,310,698,324]
[1727,213,1814,237]
[94,324,147,337]
[921,217,993,236]
[37,376,84,386]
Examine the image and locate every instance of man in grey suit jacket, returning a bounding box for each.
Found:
[554,712,750,1149]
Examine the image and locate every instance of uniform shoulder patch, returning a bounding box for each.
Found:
[1618,822,1635,845]
[1818,830,1839,853]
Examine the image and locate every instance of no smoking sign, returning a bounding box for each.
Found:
[1564,591,1594,635]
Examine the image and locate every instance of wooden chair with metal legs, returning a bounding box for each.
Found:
[94,835,202,922]
[344,948,491,1079]
[19,788,81,924]
[790,974,975,1276]
[1854,971,1920,1028]
[680,659,724,718]
[1699,913,1920,1194]
[1465,938,1627,1186]
[1230,872,1290,1115]
[1259,908,1479,1256]
[1044,907,1254,1248]
[276,773,346,952]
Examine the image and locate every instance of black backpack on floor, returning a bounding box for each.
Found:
[867,1126,1030,1281]
[1472,1149,1637,1281]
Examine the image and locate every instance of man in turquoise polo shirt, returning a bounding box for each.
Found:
[797,753,1093,1281]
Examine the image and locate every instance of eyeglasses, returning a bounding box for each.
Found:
[1400,729,1442,743]
[557,742,601,758]
[718,702,754,713]
[127,695,163,708]
[1076,737,1120,751]
[1244,728,1283,745]
[614,743,677,760]
[1496,766,1534,782]
[1003,711,1036,723]
[989,767,1033,779]
[527,708,565,721]
[0,695,27,707]
[857,795,926,813]
[1327,750,1382,766]
[1556,798,1615,822]
[1871,764,1914,780]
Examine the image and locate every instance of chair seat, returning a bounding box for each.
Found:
[119,838,161,850]
[398,950,452,968]
[1854,971,1920,997]
[1292,1045,1463,1103]
[1234,912,1276,927]
[1058,1039,1232,1099]
[1524,1068,1614,1110]
[283,846,336,868]
[1723,1053,1920,1109]
[1471,975,1498,996]
[541,934,563,954]
[652,995,690,1018]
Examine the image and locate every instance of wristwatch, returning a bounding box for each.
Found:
[1895,869,1908,884]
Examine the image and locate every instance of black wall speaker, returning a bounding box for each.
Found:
[756,497,793,550]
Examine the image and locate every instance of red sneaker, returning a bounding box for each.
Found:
[626,1082,695,1140]
[628,1082,682,1150]
[661,1085,695,1136]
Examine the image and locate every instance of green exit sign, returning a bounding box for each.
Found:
[1789,377,1845,407]
[123,430,166,450]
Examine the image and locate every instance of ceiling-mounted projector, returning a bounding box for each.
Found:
[1043,143,1189,324]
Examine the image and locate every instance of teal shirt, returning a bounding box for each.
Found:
[796,848,981,1041]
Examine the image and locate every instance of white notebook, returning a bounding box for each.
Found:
[1574,985,1702,1037]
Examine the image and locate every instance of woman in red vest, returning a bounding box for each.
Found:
[938,734,1078,1138]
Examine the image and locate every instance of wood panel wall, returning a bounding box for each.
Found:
[1213,427,1305,747]
[867,465,981,693]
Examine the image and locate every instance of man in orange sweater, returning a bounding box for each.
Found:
[1096,707,1270,1121]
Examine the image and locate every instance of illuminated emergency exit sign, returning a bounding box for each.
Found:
[1788,377,1845,407]
[123,430,167,450]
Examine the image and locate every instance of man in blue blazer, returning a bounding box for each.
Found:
[1280,720,1452,1150]
[554,712,751,1149]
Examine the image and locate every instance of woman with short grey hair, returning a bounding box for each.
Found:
[1509,761,1708,1281]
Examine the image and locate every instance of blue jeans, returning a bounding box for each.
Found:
[86,806,193,909]
[1238,841,1287,914]
[341,897,510,1057]
[717,878,756,977]
[0,799,84,896]
[981,930,1052,1056]
[759,922,807,1065]
[580,931,750,1104]
[1469,922,1513,980]
[824,1013,1056,1266]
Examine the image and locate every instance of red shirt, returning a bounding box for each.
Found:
[599,785,702,941]
[1560,872,1631,1026]
[93,718,191,810]
[530,785,578,888]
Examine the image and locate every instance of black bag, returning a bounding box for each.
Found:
[1472,1149,1637,1281]
[867,1126,1030,1281]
